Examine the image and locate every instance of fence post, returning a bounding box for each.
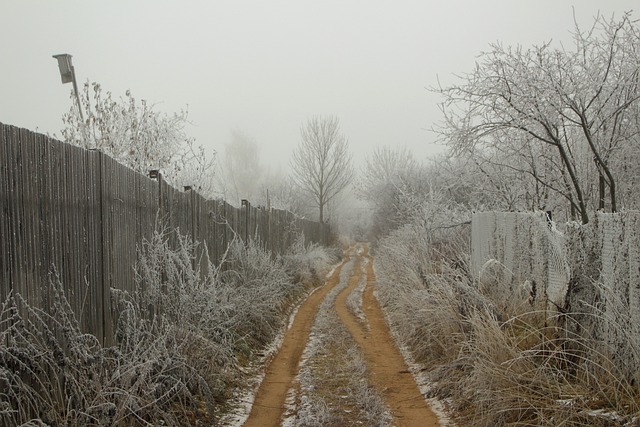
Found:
[185,186,198,271]
[241,199,250,246]
[267,208,272,255]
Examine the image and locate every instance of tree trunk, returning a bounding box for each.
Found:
[599,174,606,210]
[579,114,617,213]
[557,144,589,224]
[606,166,617,212]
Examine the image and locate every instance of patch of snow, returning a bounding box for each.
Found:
[282,258,356,426]
[220,282,329,427]
[325,263,340,279]
[346,260,367,324]
[587,409,623,420]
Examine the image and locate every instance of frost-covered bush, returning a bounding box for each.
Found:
[219,238,300,350]
[0,276,212,426]
[135,230,237,364]
[135,228,331,374]
[376,211,640,426]
[0,228,338,426]
[280,235,341,287]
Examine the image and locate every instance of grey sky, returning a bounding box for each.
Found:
[1,1,636,169]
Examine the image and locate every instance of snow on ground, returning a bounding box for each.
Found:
[220,285,323,427]
[282,259,355,426]
[346,256,368,324]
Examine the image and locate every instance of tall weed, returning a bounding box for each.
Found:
[375,222,640,426]
[0,228,337,426]
[0,275,212,426]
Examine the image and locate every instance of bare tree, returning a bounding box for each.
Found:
[355,146,429,237]
[215,130,264,204]
[291,116,353,223]
[437,12,640,224]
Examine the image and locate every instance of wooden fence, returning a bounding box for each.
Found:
[0,122,329,345]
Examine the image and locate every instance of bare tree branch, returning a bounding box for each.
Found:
[291,116,354,223]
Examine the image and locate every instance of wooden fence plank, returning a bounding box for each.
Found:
[19,128,35,315]
[0,123,9,312]
[65,143,81,330]
[7,126,24,308]
[84,149,101,343]
[101,154,114,344]
[47,132,65,307]
[0,123,329,341]
[34,133,51,320]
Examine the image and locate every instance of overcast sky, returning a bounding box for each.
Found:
[1,1,637,170]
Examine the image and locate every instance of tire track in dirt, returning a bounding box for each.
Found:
[242,251,350,427]
[334,245,440,427]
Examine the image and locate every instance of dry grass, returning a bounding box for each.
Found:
[0,228,337,426]
[0,276,214,426]
[375,222,640,426]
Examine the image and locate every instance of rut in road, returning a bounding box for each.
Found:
[242,244,441,426]
[241,251,348,427]
[335,246,440,427]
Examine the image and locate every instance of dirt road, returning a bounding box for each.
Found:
[242,244,440,427]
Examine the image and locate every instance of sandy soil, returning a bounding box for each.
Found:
[241,256,347,427]
[335,247,440,427]
[242,245,441,426]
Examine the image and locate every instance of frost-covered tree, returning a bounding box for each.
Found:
[213,130,265,205]
[257,169,310,214]
[291,115,353,223]
[61,82,216,197]
[445,134,579,217]
[356,146,420,204]
[438,13,640,223]
[214,131,312,212]
[356,146,428,238]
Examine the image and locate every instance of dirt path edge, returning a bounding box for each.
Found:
[241,257,348,427]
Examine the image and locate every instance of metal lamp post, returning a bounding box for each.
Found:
[52,53,84,122]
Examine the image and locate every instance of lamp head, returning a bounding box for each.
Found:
[52,54,74,84]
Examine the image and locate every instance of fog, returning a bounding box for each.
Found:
[1,1,636,170]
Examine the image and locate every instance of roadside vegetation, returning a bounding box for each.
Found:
[0,229,338,426]
[375,209,640,426]
[357,12,640,426]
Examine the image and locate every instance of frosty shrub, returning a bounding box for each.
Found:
[0,276,212,426]
[135,227,340,404]
[135,228,333,388]
[376,216,640,425]
[0,227,337,426]
[134,229,236,365]
[280,235,341,287]
[219,238,299,351]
